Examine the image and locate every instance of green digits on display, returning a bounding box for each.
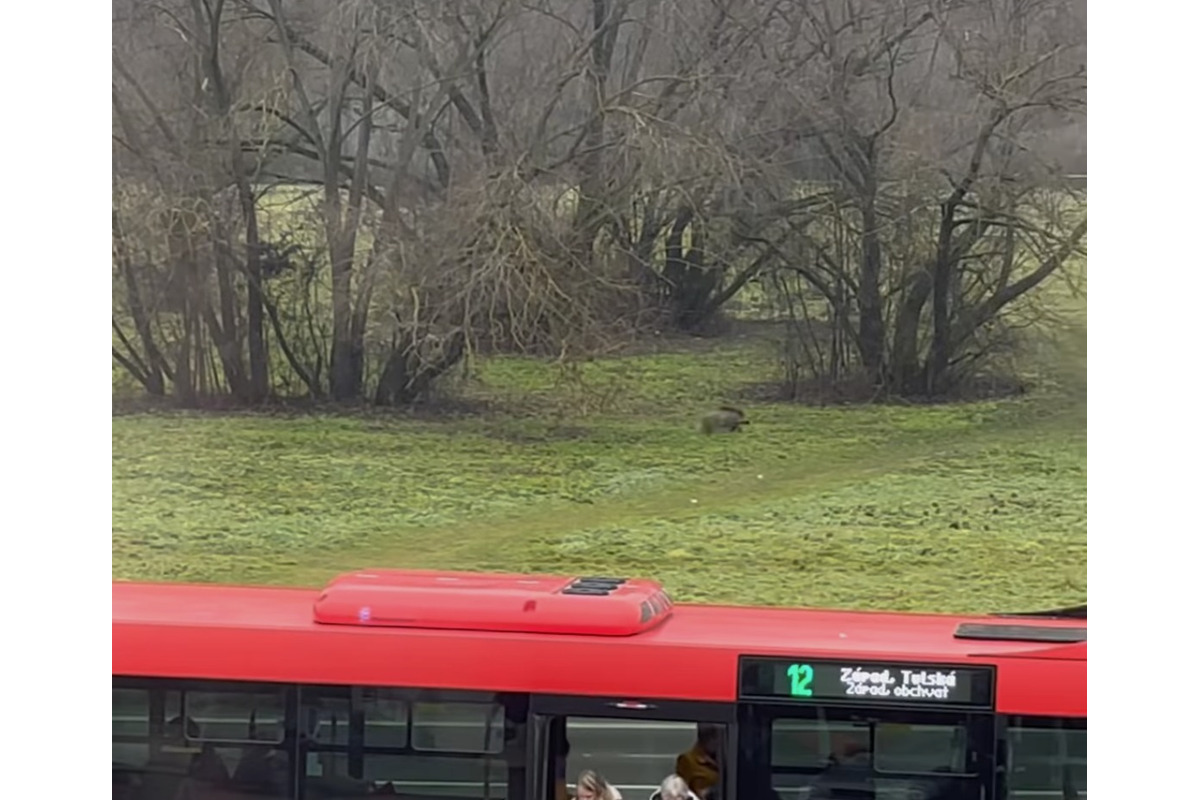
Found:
[787,663,814,697]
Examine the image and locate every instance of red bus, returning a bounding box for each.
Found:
[112,569,1085,800]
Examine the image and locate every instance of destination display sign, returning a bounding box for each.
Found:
[738,656,995,709]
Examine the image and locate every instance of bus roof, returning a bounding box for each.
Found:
[112,576,1085,718]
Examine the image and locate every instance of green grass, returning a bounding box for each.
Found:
[113,317,1086,614]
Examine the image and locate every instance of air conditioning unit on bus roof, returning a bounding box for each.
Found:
[312,568,674,636]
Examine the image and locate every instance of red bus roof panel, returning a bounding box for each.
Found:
[312,569,674,636]
[112,571,1085,718]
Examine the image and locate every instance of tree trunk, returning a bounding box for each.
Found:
[889,270,932,395]
[233,163,269,402]
[323,48,362,402]
[113,210,168,395]
[925,104,1008,395]
[572,0,620,263]
[858,189,886,380]
[328,228,358,401]
[664,217,731,333]
[206,218,247,399]
[926,200,957,395]
[202,300,245,398]
[175,301,198,407]
[195,0,268,401]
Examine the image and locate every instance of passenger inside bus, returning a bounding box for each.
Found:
[651,774,701,800]
[549,716,729,800]
[675,724,721,799]
[575,770,623,800]
[190,742,230,786]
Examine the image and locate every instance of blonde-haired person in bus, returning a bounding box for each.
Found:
[651,774,701,800]
[675,724,721,798]
[575,770,623,800]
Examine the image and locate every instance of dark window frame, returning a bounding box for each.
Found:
[998,715,1086,800]
[529,694,738,800]
[112,676,301,800]
[298,684,529,800]
[737,701,997,800]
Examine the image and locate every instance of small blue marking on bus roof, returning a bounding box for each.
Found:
[359,606,371,622]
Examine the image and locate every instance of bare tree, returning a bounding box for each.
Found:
[113,0,281,404]
[732,0,1086,397]
[112,0,1085,406]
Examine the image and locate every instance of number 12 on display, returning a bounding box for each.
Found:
[787,663,814,697]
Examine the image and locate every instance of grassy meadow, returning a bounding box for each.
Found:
[113,295,1086,613]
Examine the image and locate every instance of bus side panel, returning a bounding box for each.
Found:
[112,622,740,701]
[995,658,1085,717]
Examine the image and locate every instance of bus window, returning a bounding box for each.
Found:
[874,723,969,774]
[1005,717,1085,800]
[182,685,292,800]
[362,754,509,796]
[300,687,527,800]
[113,679,295,800]
[114,688,151,738]
[113,687,151,800]
[535,714,729,800]
[307,690,352,747]
[771,719,869,771]
[413,697,506,753]
[364,689,409,749]
[186,688,287,744]
[555,716,729,800]
[748,711,983,800]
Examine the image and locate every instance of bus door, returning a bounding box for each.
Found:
[530,694,737,800]
[734,658,998,800]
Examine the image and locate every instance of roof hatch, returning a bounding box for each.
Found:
[993,603,1086,620]
[955,623,1087,643]
[313,569,673,636]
